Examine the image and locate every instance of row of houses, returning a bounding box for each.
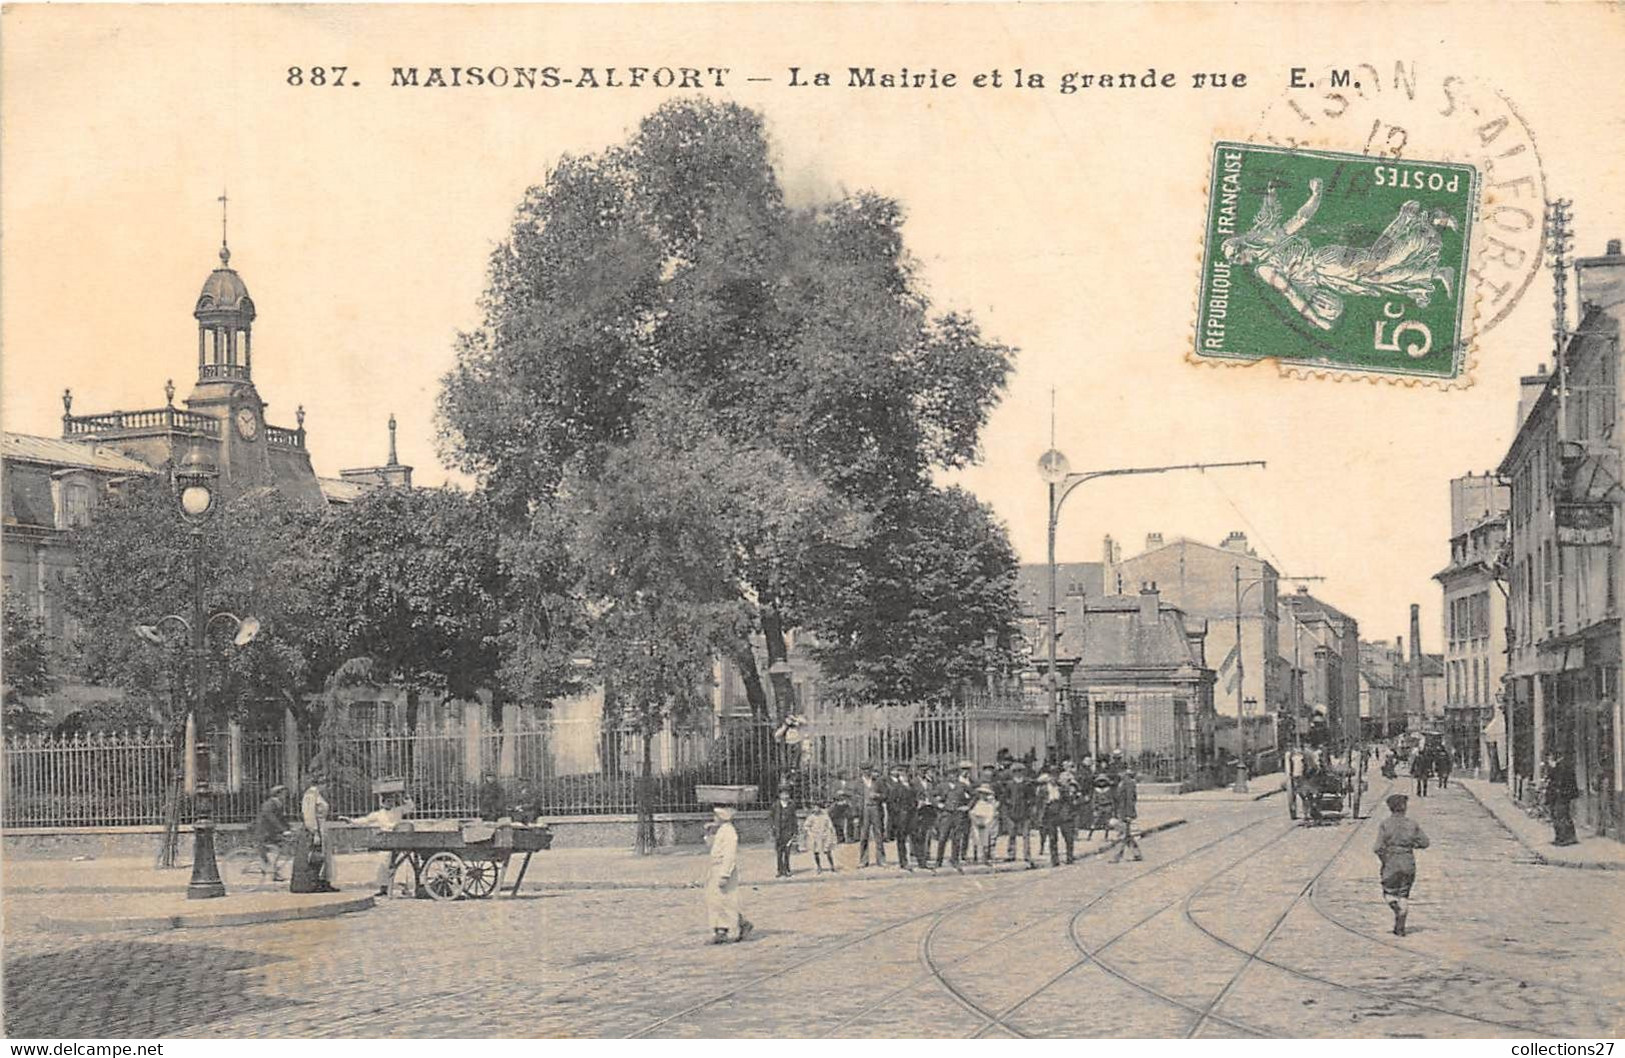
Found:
[1012,529,1368,773]
[1434,237,1624,841]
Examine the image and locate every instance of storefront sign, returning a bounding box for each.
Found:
[1556,501,1614,546]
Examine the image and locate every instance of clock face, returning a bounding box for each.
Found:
[235,407,259,441]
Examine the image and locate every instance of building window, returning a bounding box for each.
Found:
[1542,542,1554,634]
[1094,701,1127,756]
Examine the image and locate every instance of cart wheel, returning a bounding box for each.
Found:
[461,858,501,899]
[421,852,465,901]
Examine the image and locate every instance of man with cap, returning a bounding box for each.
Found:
[1373,793,1429,935]
[1002,761,1037,866]
[911,764,939,869]
[934,760,976,871]
[250,784,291,881]
[1036,765,1070,866]
[704,803,753,944]
[885,763,917,871]
[856,762,889,868]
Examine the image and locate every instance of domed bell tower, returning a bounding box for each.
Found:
[185,193,274,492]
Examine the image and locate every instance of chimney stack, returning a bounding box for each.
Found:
[1138,581,1160,625]
[1409,604,1422,662]
[1103,534,1116,567]
[1220,531,1249,553]
[1145,532,1164,552]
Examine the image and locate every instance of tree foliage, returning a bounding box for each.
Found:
[438,98,1021,709]
[312,485,506,705]
[63,471,507,730]
[3,597,58,734]
[64,473,326,729]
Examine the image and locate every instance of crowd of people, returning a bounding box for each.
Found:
[766,751,1146,879]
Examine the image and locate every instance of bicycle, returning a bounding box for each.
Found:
[221,834,295,885]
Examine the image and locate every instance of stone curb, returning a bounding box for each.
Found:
[1457,780,1622,872]
[528,818,1188,892]
[40,892,376,934]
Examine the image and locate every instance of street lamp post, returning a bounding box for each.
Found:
[1037,450,1265,762]
[134,446,260,899]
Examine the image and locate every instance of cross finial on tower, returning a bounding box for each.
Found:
[388,413,399,465]
[217,189,231,266]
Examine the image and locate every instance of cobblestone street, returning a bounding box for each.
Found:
[5,784,1622,1039]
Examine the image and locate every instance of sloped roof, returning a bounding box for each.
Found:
[1016,562,1104,616]
[1061,595,1205,671]
[318,477,373,504]
[1283,588,1356,630]
[2,433,154,475]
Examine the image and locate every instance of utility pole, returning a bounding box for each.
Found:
[1040,449,1265,762]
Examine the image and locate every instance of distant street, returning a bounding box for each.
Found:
[5,783,1621,1039]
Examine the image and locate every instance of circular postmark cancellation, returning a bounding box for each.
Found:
[1194,61,1546,384]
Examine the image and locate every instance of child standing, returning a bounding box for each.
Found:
[969,783,999,864]
[805,801,838,873]
[769,787,799,878]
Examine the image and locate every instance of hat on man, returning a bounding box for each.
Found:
[269,784,288,798]
[957,759,975,771]
[1093,774,1115,789]
[1010,761,1028,774]
[976,783,994,795]
[861,762,875,774]
[1385,793,1409,812]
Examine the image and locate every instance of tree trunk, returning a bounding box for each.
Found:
[732,643,770,719]
[759,606,797,719]
[635,720,656,856]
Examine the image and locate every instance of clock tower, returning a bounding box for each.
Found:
[56,203,324,507]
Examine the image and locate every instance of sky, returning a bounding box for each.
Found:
[4,4,1624,651]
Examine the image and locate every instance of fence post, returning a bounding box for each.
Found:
[283,707,300,788]
[499,703,518,779]
[462,700,483,780]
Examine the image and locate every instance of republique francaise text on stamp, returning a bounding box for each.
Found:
[1196,141,1478,381]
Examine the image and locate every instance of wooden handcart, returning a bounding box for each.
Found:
[369,823,553,901]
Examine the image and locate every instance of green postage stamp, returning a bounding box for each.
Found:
[1195,141,1479,381]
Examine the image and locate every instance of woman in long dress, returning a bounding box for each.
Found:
[704,806,753,944]
[290,776,338,893]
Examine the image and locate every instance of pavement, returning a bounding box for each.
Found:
[38,890,374,934]
[1455,776,1625,871]
[2,802,1190,898]
[5,787,1621,1039]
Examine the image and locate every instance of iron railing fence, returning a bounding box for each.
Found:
[3,700,1261,827]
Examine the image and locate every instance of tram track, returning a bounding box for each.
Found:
[1180,783,1556,1037]
[1040,824,1304,1039]
[621,808,1271,1039]
[827,813,1282,1038]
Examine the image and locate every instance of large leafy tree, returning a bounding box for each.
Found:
[439,99,1020,712]
[64,473,327,731]
[312,485,507,724]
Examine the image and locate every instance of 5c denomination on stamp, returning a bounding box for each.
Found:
[1196,141,1477,382]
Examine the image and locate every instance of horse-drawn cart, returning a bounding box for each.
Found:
[1286,747,1364,823]
[370,822,553,901]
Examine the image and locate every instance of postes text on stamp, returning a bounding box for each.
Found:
[1196,141,1478,381]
